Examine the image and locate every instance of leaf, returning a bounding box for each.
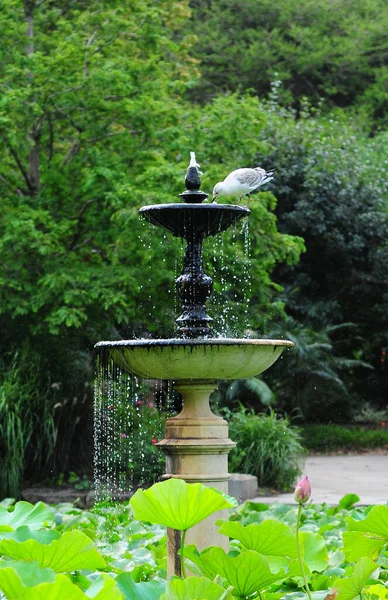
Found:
[0,560,121,599]
[300,531,329,573]
[333,557,377,600]
[160,576,226,600]
[0,525,60,547]
[130,479,233,531]
[347,506,388,537]
[338,494,360,510]
[184,547,286,597]
[86,575,124,599]
[218,519,296,570]
[343,531,387,561]
[116,573,166,600]
[0,528,106,571]
[0,502,53,532]
[364,584,388,600]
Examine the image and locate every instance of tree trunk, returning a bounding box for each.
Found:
[24,1,40,194]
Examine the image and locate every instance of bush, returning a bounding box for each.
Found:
[225,407,306,490]
[257,106,388,421]
[0,345,54,497]
[301,424,388,452]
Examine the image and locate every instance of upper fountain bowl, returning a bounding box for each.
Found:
[95,338,294,381]
[139,203,250,239]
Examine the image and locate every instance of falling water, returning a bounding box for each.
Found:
[206,220,252,338]
[94,348,176,504]
[94,201,252,505]
[242,219,252,334]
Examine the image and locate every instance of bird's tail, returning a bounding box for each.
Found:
[253,167,274,186]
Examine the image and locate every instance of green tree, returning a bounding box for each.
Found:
[257,106,388,419]
[0,1,304,493]
[0,0,197,492]
[189,0,388,128]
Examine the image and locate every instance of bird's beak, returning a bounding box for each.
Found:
[211,196,216,203]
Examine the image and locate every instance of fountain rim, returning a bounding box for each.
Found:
[139,202,250,213]
[94,338,294,349]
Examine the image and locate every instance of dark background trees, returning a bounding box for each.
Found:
[189,0,388,129]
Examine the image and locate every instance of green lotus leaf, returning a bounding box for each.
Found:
[116,573,166,600]
[0,559,56,586]
[300,532,329,572]
[160,576,227,600]
[183,547,285,597]
[183,545,221,580]
[333,557,377,600]
[218,519,296,570]
[86,574,124,599]
[338,494,360,510]
[343,531,387,561]
[0,525,60,548]
[0,502,53,532]
[0,528,106,571]
[130,479,233,531]
[364,584,388,600]
[0,561,122,599]
[347,506,388,537]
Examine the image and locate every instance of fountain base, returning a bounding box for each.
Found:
[157,382,234,578]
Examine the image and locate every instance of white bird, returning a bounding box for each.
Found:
[189,151,202,174]
[212,167,274,204]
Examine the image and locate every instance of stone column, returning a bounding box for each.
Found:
[157,381,235,578]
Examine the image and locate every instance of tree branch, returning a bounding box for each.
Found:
[88,130,129,142]
[3,137,33,192]
[47,111,54,162]
[72,235,93,252]
[75,198,98,220]
[68,200,98,251]
[53,106,83,133]
[61,139,80,166]
[0,174,26,197]
[84,31,97,76]
[48,85,83,99]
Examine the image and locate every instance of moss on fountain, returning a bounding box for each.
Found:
[95,338,293,381]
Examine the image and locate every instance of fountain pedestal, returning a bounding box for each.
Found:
[158,381,235,577]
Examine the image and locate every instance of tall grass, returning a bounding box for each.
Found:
[225,407,306,491]
[0,345,55,497]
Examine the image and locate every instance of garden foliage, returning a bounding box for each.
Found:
[258,107,388,422]
[189,0,388,128]
[224,407,305,490]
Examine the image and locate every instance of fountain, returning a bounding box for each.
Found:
[95,154,293,577]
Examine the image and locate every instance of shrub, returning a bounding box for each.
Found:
[0,346,54,497]
[301,424,388,452]
[225,407,306,490]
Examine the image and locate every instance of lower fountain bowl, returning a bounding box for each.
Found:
[95,338,294,381]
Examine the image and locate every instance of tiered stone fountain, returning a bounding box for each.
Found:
[95,155,293,577]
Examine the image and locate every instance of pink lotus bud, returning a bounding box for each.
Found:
[294,476,311,504]
[120,433,127,439]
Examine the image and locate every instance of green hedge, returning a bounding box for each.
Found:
[301,425,388,452]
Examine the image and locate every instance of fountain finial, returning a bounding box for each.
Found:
[179,151,208,204]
